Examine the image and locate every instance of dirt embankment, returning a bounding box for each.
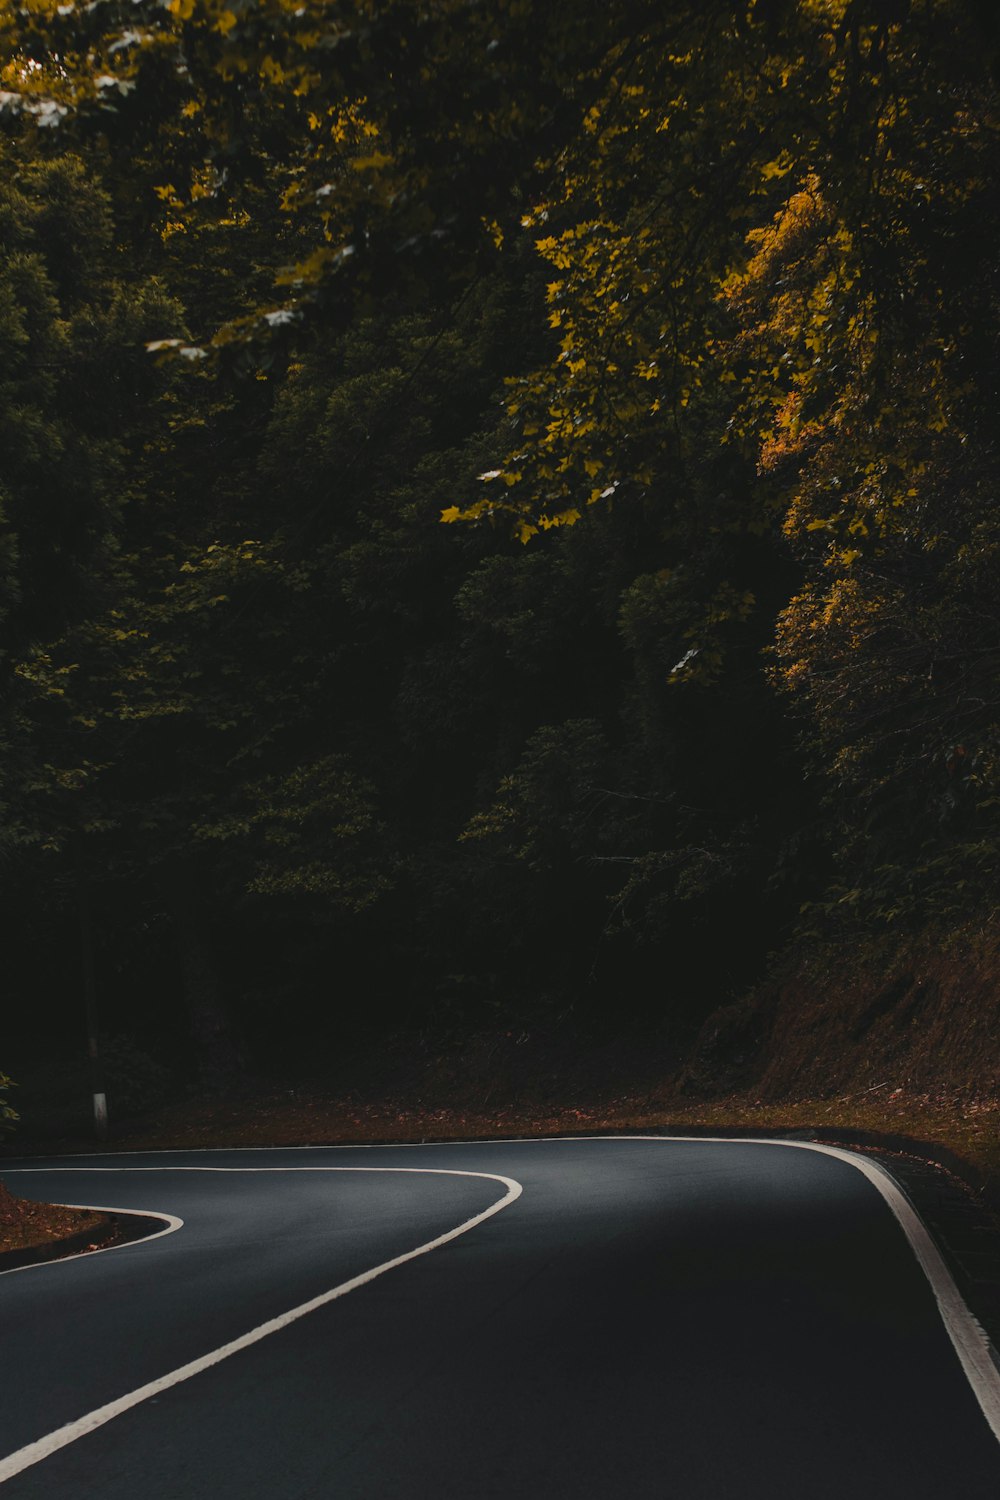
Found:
[0,1176,114,1258]
[683,920,1000,1103]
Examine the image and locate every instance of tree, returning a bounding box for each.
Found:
[0,1071,16,1133]
[2,0,997,1100]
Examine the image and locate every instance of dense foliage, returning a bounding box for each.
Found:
[0,0,997,1099]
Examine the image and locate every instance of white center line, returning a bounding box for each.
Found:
[0,1165,522,1485]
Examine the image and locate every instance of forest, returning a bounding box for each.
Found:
[0,0,998,1136]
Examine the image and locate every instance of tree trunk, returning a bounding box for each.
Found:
[76,842,108,1141]
[173,878,245,1085]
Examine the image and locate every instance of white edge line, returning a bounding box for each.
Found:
[0,1206,183,1281]
[4,1133,999,1448]
[0,1167,521,1486]
[736,1136,1000,1443]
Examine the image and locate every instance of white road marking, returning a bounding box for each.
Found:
[0,1206,183,1280]
[0,1166,521,1485]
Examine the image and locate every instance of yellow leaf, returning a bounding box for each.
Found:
[350,152,394,172]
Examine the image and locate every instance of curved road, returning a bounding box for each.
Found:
[1,1137,999,1497]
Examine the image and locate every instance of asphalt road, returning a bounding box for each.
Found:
[1,1137,999,1498]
